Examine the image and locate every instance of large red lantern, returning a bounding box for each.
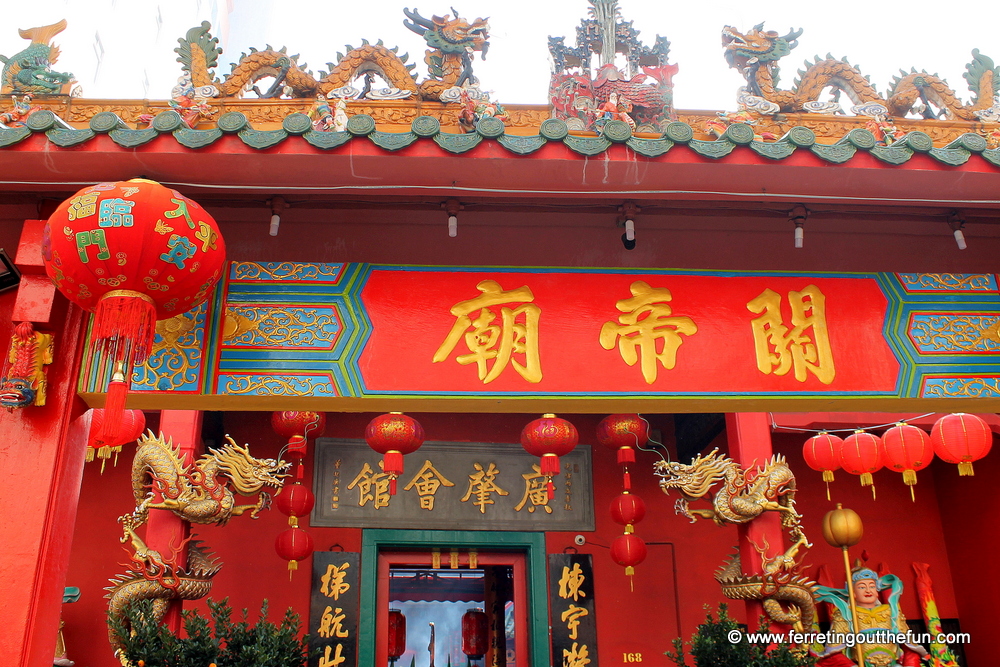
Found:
[597,413,647,490]
[611,533,647,590]
[880,423,933,501]
[274,525,313,578]
[365,412,424,494]
[387,609,406,664]
[43,179,225,446]
[86,408,146,470]
[931,413,993,476]
[521,413,578,499]
[610,492,646,533]
[840,430,883,499]
[803,431,844,500]
[461,608,489,660]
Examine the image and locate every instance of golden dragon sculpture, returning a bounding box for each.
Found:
[106,431,289,647]
[655,449,817,629]
[175,7,488,102]
[722,24,1000,120]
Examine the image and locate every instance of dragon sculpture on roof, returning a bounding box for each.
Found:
[175,7,488,102]
[0,20,75,95]
[722,23,1000,120]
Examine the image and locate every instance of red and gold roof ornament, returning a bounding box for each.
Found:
[880,422,933,501]
[802,431,844,500]
[931,413,993,476]
[840,430,883,499]
[520,413,578,500]
[43,179,225,447]
[596,413,648,490]
[365,412,425,495]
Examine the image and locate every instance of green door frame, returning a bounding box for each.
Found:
[359,529,549,667]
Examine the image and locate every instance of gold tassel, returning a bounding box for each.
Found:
[870,484,877,501]
[959,462,975,476]
[903,470,917,485]
[824,481,831,502]
[625,567,635,592]
[85,446,95,463]
[822,470,835,483]
[288,559,298,581]
[860,472,872,487]
[624,524,634,534]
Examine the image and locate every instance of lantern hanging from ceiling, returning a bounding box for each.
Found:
[461,608,489,660]
[86,408,146,471]
[387,609,406,665]
[274,525,313,579]
[520,413,578,500]
[365,412,425,494]
[610,491,646,534]
[272,411,326,478]
[610,533,648,591]
[880,422,933,501]
[840,430,883,499]
[802,431,844,501]
[43,179,225,447]
[596,413,648,490]
[931,413,993,476]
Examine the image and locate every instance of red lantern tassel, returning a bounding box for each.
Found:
[623,469,632,491]
[93,291,157,365]
[617,447,636,466]
[384,451,403,495]
[99,365,129,445]
[540,453,560,476]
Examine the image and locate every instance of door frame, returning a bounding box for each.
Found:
[359,529,548,666]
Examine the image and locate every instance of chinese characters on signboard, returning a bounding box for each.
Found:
[312,440,594,531]
[309,552,360,667]
[549,554,598,667]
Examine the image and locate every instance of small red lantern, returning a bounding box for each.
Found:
[931,413,993,476]
[841,430,883,499]
[43,179,225,447]
[803,431,844,500]
[274,525,313,577]
[521,413,578,499]
[610,492,646,533]
[388,609,407,664]
[597,413,647,490]
[276,482,315,525]
[365,412,424,494]
[461,608,489,660]
[87,408,146,471]
[611,533,648,590]
[880,423,933,501]
[272,411,325,479]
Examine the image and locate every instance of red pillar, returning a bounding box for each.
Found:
[144,410,203,633]
[726,412,786,629]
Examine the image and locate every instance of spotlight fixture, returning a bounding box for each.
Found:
[0,249,21,292]
[268,196,287,236]
[948,211,967,250]
[619,202,640,250]
[443,199,463,237]
[788,204,809,249]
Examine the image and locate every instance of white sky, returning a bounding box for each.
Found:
[3,0,997,112]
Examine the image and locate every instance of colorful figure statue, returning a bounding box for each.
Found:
[0,94,41,127]
[0,321,54,409]
[458,88,509,133]
[705,109,777,141]
[595,91,637,132]
[309,94,336,131]
[816,566,929,667]
[138,75,215,129]
[867,114,901,146]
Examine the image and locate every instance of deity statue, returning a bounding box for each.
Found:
[816,566,929,667]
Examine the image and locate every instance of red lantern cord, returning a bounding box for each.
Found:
[931,413,993,476]
[841,430,883,500]
[803,431,844,501]
[880,422,933,501]
[521,413,578,500]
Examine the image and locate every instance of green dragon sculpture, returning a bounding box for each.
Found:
[175,8,488,101]
[722,24,1000,120]
[0,20,75,95]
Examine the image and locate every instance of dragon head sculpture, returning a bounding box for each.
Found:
[722,23,803,71]
[653,449,731,500]
[0,377,36,408]
[403,7,490,56]
[214,436,290,496]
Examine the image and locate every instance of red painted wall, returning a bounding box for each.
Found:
[60,411,965,666]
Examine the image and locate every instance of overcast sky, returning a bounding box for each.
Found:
[3,0,996,112]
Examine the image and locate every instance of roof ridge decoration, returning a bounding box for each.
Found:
[0,20,77,96]
[722,24,1000,121]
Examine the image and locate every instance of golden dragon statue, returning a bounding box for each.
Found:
[176,7,488,102]
[106,431,289,646]
[722,24,1000,120]
[655,449,818,629]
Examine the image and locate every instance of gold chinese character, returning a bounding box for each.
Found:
[514,464,552,513]
[320,562,351,600]
[318,606,349,639]
[66,193,98,221]
[561,604,589,640]
[347,462,391,509]
[460,462,509,513]
[600,281,697,384]
[562,642,591,667]
[319,643,346,667]
[433,279,542,383]
[747,285,835,384]
[558,563,586,601]
[403,460,455,510]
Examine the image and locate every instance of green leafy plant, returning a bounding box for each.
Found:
[108,597,308,667]
[664,603,815,667]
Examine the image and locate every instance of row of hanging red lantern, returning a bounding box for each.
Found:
[271,411,325,576]
[599,414,650,588]
[803,413,993,501]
